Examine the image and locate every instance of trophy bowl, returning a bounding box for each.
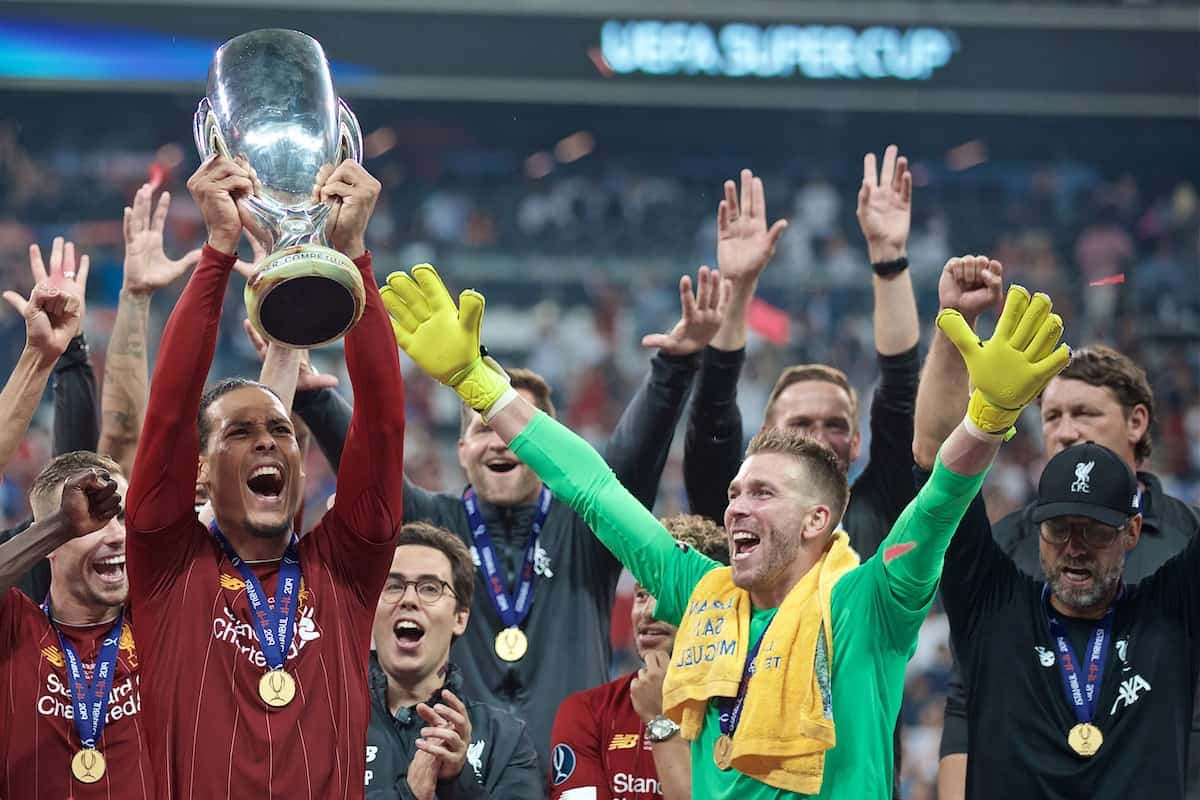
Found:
[195,28,366,348]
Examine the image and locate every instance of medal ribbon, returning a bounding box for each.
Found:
[42,598,124,750]
[463,486,551,631]
[1042,585,1116,724]
[717,612,777,737]
[211,523,301,672]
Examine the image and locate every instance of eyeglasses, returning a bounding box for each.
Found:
[1040,519,1129,549]
[380,578,455,605]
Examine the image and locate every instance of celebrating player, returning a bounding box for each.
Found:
[124,154,405,798]
[377,264,1068,797]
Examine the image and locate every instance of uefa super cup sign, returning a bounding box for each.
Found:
[194,29,366,348]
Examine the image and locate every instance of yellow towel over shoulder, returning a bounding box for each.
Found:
[661,532,859,794]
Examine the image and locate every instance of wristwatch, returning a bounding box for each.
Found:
[645,715,680,743]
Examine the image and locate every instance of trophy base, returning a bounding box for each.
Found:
[245,245,366,348]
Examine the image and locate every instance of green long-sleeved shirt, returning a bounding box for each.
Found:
[511,411,986,799]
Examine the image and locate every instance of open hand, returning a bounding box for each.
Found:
[857,145,912,264]
[123,182,202,294]
[937,284,1071,433]
[59,469,122,538]
[716,169,788,286]
[939,255,1004,325]
[641,266,732,356]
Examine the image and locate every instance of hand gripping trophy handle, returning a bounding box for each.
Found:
[195,29,368,349]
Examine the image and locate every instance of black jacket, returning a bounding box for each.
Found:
[366,658,545,800]
[939,469,1200,796]
[295,350,699,771]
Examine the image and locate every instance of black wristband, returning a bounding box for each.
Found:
[871,256,909,277]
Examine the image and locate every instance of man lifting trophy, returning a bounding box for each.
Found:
[194,28,366,347]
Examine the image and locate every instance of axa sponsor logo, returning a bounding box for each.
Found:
[1110,674,1151,714]
[211,604,321,667]
[38,671,140,722]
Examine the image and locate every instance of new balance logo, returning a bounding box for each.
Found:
[1035,646,1055,667]
[1110,674,1151,714]
[608,733,640,750]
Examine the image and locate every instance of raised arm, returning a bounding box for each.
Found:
[858,145,919,357]
[606,266,730,507]
[380,266,701,603]
[52,335,100,456]
[314,162,405,544]
[0,239,85,472]
[126,156,252,531]
[913,256,1004,470]
[685,169,786,520]
[99,183,202,475]
[881,284,1070,610]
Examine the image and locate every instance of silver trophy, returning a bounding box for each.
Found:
[194,29,366,348]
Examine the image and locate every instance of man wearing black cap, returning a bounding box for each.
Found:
[939,440,1200,799]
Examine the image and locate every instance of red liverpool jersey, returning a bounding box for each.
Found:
[550,673,662,800]
[126,246,405,800]
[0,589,154,799]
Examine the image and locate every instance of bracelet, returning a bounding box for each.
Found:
[871,256,909,277]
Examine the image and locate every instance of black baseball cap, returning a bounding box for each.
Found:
[1031,441,1140,528]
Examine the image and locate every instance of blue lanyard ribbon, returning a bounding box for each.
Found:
[717,612,777,737]
[463,486,551,630]
[41,598,124,749]
[1042,585,1116,724]
[210,523,301,671]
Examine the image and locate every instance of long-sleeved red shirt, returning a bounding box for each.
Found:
[126,245,405,799]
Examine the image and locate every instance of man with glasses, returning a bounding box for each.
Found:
[367,521,542,799]
[937,440,1200,798]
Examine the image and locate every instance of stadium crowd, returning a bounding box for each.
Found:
[0,92,1198,800]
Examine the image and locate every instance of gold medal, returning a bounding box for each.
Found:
[258,669,296,708]
[713,733,734,770]
[1068,722,1103,757]
[494,627,528,662]
[71,747,106,783]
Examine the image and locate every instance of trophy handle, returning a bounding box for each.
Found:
[337,100,362,164]
[204,110,232,159]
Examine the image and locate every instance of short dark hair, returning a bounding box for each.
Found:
[745,427,850,529]
[395,521,475,611]
[29,451,122,519]
[661,514,729,565]
[764,364,859,430]
[1055,345,1155,464]
[198,378,283,453]
[459,367,556,433]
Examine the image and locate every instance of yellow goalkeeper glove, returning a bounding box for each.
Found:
[936,284,1071,434]
[379,265,511,414]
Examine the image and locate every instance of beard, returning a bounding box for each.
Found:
[246,518,292,540]
[1043,552,1124,612]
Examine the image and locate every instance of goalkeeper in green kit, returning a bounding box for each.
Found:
[380,265,1070,799]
